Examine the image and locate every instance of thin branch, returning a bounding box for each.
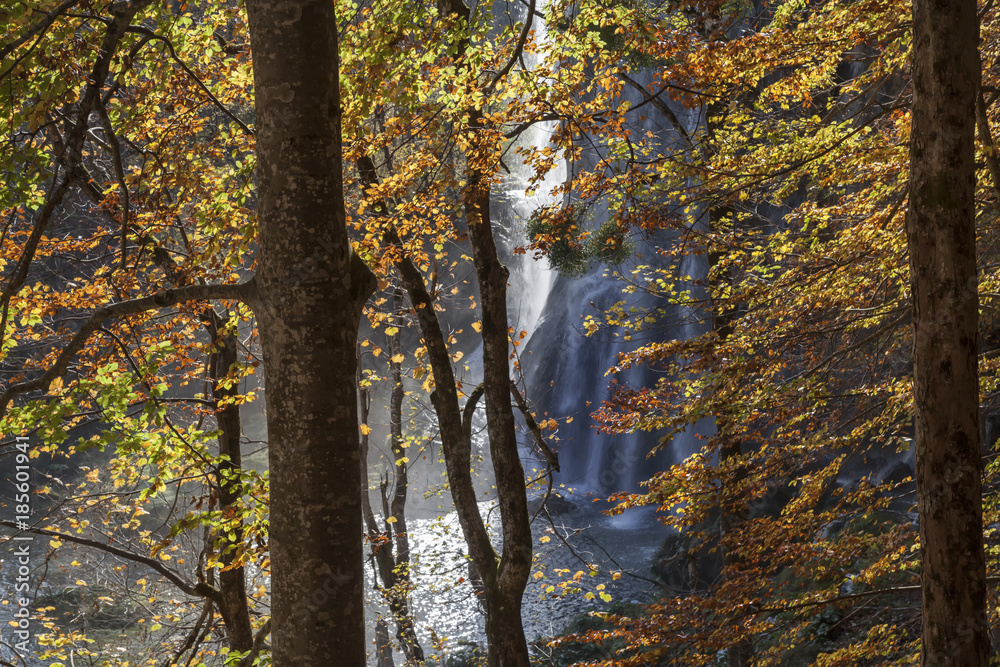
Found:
[0,521,218,601]
[0,0,83,84]
[509,380,559,472]
[237,618,272,667]
[617,72,696,152]
[158,599,212,667]
[977,88,1000,200]
[463,382,485,444]
[0,280,256,415]
[1,0,153,344]
[486,0,535,96]
[124,25,254,137]
[95,96,130,271]
[755,576,1000,615]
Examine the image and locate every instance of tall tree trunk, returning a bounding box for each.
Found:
[208,315,254,653]
[907,0,988,663]
[359,151,531,666]
[245,2,374,664]
[464,182,532,667]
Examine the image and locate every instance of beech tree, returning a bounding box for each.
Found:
[528,0,1000,663]
[2,0,374,664]
[906,0,988,661]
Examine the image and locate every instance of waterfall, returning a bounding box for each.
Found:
[500,7,561,350]
[497,56,713,495]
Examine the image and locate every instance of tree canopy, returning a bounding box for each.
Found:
[1,0,998,665]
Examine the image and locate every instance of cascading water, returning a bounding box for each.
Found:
[504,78,711,498]
[380,2,707,652]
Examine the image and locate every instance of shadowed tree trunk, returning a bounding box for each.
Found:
[907,0,988,662]
[358,135,532,665]
[359,317,425,665]
[207,314,254,654]
[245,1,375,664]
[376,618,395,667]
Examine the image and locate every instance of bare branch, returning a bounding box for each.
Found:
[237,618,272,667]
[508,380,558,471]
[0,521,219,601]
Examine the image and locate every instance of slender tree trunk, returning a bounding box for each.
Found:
[357,75,533,667]
[245,2,374,664]
[907,0,988,663]
[386,297,425,665]
[208,316,254,653]
[359,337,424,666]
[358,156,522,663]
[464,182,532,667]
[146,242,254,653]
[376,618,396,667]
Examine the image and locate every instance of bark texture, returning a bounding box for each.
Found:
[907,0,988,663]
[245,2,374,664]
[465,183,532,667]
[208,316,254,653]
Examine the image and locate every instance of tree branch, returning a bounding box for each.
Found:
[486,0,535,96]
[977,88,1000,200]
[754,576,1000,614]
[0,280,256,416]
[509,380,559,472]
[0,0,83,83]
[124,25,254,137]
[237,618,272,667]
[0,0,80,62]
[0,521,219,601]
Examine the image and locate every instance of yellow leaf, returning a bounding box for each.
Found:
[390,353,405,364]
[360,424,372,435]
[47,376,63,394]
[471,321,482,332]
[385,326,399,336]
[385,516,397,524]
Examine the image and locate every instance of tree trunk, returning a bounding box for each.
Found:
[375,618,395,667]
[359,336,424,666]
[208,315,254,654]
[907,0,988,663]
[464,182,532,667]
[245,2,374,664]
[386,299,425,665]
